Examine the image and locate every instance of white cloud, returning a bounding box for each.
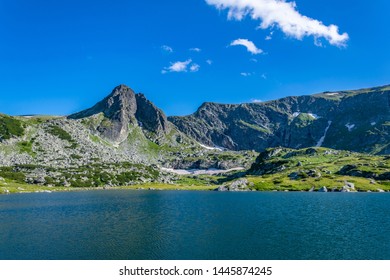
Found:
[251,98,262,103]
[265,31,273,40]
[161,45,173,53]
[190,63,200,72]
[190,48,202,52]
[206,0,349,47]
[162,59,192,73]
[250,58,258,63]
[240,72,252,76]
[261,73,267,79]
[230,38,263,55]
[206,59,213,65]
[162,59,200,74]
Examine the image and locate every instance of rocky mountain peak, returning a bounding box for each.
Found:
[69,84,137,120]
[69,85,170,143]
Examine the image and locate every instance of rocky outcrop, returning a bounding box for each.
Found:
[338,164,390,180]
[215,178,252,191]
[318,186,328,192]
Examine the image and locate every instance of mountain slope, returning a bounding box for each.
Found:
[169,85,390,154]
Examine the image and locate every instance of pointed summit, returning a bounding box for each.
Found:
[69,85,170,143]
[69,84,137,120]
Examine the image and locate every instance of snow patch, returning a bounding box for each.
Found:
[316,121,332,147]
[371,122,376,126]
[161,167,244,175]
[292,112,300,118]
[345,123,355,132]
[325,92,339,96]
[199,143,223,151]
[308,113,320,120]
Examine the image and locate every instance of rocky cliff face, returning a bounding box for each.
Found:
[135,93,170,143]
[169,85,390,154]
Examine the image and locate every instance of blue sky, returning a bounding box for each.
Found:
[0,0,389,116]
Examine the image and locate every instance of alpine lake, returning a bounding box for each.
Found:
[1,190,390,260]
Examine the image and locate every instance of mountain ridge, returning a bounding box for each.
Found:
[169,85,390,154]
[1,83,389,157]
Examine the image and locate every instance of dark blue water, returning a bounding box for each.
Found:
[1,190,390,260]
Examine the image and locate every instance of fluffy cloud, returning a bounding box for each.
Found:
[206,59,213,65]
[162,59,200,74]
[190,63,200,72]
[230,39,263,54]
[240,72,252,76]
[190,48,202,52]
[161,45,173,53]
[206,0,349,47]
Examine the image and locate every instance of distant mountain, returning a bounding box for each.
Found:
[169,85,390,154]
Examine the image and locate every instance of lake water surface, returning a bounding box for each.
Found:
[1,190,389,260]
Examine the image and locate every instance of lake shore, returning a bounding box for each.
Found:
[1,181,389,195]
[0,181,215,195]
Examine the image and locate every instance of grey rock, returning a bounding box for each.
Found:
[215,186,228,192]
[229,179,249,191]
[340,186,351,192]
[288,172,299,180]
[318,186,328,192]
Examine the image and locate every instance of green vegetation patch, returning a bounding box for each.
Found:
[0,162,162,188]
[16,141,35,156]
[291,113,316,128]
[47,125,77,148]
[238,120,271,134]
[0,115,24,140]
[0,166,26,182]
[47,125,72,141]
[382,121,390,127]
